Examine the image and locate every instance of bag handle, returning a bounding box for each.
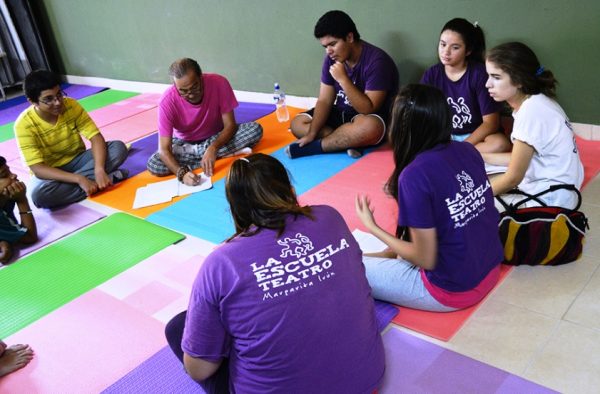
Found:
[496,184,582,212]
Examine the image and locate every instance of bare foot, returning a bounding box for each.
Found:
[0,344,34,377]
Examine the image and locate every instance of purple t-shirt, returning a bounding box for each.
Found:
[321,41,399,119]
[158,73,238,142]
[397,141,503,292]
[421,62,500,136]
[182,205,384,393]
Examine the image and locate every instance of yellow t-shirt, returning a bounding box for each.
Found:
[14,97,100,168]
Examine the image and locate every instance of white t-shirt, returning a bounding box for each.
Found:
[509,94,583,209]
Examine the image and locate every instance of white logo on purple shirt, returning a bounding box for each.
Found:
[447,97,472,130]
[445,173,491,228]
[456,171,475,193]
[278,233,314,259]
[335,90,351,106]
[250,236,350,300]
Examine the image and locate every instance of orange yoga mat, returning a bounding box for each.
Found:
[89,107,303,217]
[391,264,513,341]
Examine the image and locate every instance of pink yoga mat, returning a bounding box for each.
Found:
[92,108,158,146]
[299,146,397,233]
[2,290,167,392]
[6,158,29,181]
[576,136,600,188]
[391,264,513,341]
[0,138,19,161]
[12,204,106,261]
[89,93,160,128]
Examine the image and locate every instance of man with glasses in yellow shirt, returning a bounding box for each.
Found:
[14,70,129,209]
[146,58,262,185]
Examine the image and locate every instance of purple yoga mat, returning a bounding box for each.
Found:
[11,203,106,261]
[122,134,156,177]
[101,346,205,394]
[101,300,398,392]
[375,300,399,332]
[233,102,274,124]
[0,84,108,125]
[380,329,557,394]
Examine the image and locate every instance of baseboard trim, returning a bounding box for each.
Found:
[64,75,317,109]
[64,75,598,140]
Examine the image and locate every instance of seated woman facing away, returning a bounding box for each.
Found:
[355,84,504,312]
[166,153,384,393]
[421,17,510,153]
[482,42,584,209]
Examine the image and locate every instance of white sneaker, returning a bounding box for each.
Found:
[347,148,362,158]
[222,147,253,158]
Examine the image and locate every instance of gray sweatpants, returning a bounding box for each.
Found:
[30,140,128,209]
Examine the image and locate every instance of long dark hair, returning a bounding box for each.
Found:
[487,42,558,98]
[225,154,313,241]
[385,84,452,200]
[441,18,486,63]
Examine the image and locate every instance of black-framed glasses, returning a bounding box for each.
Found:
[39,90,66,105]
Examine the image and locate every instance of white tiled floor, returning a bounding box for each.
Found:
[384,173,600,393]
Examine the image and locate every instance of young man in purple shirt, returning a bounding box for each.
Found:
[287,10,399,159]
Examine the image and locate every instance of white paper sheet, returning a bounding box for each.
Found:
[484,163,508,175]
[132,174,213,209]
[352,229,388,253]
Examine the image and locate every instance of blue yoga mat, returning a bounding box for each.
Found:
[147,147,357,243]
[0,83,108,125]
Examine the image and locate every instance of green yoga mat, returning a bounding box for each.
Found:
[79,89,140,112]
[0,90,140,142]
[0,213,184,338]
[0,122,14,142]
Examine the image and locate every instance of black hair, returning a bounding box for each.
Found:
[487,42,558,98]
[225,154,313,240]
[23,70,63,103]
[386,84,452,200]
[441,18,486,63]
[0,156,5,166]
[314,10,360,41]
[168,58,202,79]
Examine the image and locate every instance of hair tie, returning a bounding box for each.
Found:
[535,66,545,76]
[240,157,250,163]
[473,21,479,28]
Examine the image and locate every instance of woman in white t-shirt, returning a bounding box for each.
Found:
[482,42,583,209]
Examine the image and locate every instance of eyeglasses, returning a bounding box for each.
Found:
[39,90,66,105]
[176,80,202,97]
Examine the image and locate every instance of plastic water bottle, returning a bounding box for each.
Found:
[274,82,290,122]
